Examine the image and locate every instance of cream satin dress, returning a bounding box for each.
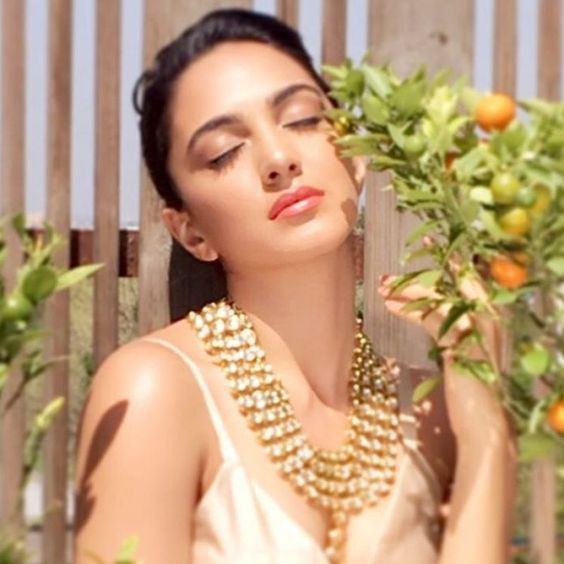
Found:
[143,337,444,563]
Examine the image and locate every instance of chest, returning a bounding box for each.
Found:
[196,359,437,558]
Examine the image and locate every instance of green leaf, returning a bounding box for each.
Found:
[547,256,564,276]
[405,220,440,247]
[478,209,513,241]
[34,396,65,432]
[520,344,551,376]
[453,146,485,181]
[401,246,435,265]
[459,86,481,114]
[518,432,556,462]
[389,270,428,293]
[115,535,141,563]
[10,212,26,238]
[416,269,442,288]
[426,85,458,124]
[491,288,520,305]
[399,297,438,314]
[22,266,58,303]
[387,123,407,149]
[345,69,364,96]
[447,115,471,138]
[519,98,555,118]
[54,263,103,292]
[412,375,441,402]
[321,63,349,80]
[368,154,405,170]
[492,122,528,155]
[390,79,426,119]
[459,200,480,223]
[0,363,9,395]
[468,186,494,205]
[527,398,551,434]
[361,93,390,125]
[438,301,472,339]
[453,358,498,384]
[362,65,392,98]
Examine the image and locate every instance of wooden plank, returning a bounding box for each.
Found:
[537,0,562,101]
[321,0,347,70]
[138,0,252,334]
[365,0,474,368]
[93,0,121,367]
[42,1,73,562]
[493,0,517,94]
[276,0,299,28]
[0,0,26,534]
[530,2,562,562]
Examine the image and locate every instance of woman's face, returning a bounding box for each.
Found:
[164,40,365,272]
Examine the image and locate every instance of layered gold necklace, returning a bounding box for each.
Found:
[187,298,401,563]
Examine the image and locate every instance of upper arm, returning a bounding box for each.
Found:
[404,364,457,500]
[73,340,206,563]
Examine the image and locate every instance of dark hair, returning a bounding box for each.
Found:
[133,8,335,319]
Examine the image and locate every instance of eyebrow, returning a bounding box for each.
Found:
[186,83,323,153]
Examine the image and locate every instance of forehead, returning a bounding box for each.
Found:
[170,41,319,124]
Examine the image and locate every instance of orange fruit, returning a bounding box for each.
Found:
[547,399,564,433]
[445,152,458,170]
[489,256,528,289]
[497,207,531,236]
[475,93,517,132]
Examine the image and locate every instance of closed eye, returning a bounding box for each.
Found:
[207,143,244,171]
[207,116,323,172]
[284,115,323,129]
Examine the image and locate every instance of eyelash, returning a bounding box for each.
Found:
[207,116,323,172]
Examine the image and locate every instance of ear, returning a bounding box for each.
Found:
[161,207,219,262]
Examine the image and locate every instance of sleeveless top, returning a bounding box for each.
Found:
[142,336,444,563]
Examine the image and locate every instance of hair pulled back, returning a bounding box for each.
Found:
[133,8,334,319]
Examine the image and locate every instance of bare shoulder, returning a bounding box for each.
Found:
[73,323,210,563]
[396,361,456,498]
[76,326,209,455]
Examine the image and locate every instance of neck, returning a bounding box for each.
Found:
[226,234,358,411]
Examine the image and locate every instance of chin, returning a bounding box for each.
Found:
[272,214,355,263]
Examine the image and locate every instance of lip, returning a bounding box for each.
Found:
[268,186,326,220]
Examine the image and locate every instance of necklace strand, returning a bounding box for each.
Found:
[187,298,401,563]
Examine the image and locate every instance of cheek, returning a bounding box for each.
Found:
[183,176,266,247]
[308,137,360,198]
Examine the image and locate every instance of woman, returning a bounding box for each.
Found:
[74,8,516,563]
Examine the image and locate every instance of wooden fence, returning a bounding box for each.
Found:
[0,0,561,562]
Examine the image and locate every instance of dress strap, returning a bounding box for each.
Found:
[141,336,239,463]
[396,363,420,450]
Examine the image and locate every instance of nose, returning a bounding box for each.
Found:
[260,149,302,189]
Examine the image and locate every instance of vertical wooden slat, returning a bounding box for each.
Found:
[530,2,562,561]
[93,0,121,367]
[42,2,72,562]
[0,0,26,534]
[365,0,474,368]
[493,0,517,93]
[276,0,299,28]
[538,0,562,101]
[138,0,252,334]
[321,0,347,69]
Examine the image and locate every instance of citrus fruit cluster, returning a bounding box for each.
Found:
[323,59,564,459]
